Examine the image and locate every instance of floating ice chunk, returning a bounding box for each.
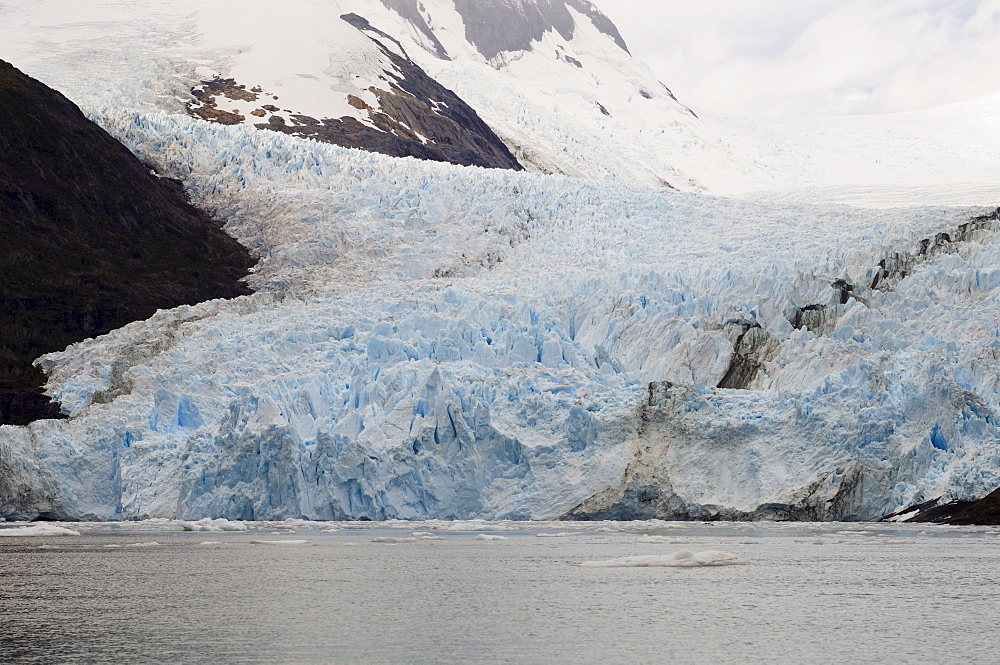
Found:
[249,540,309,546]
[475,534,508,541]
[536,532,576,538]
[199,541,224,546]
[371,537,417,544]
[580,550,750,568]
[0,524,81,537]
[282,519,318,529]
[179,518,248,532]
[637,535,673,544]
[441,523,516,532]
[411,532,446,540]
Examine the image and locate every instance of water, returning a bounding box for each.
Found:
[2,520,999,664]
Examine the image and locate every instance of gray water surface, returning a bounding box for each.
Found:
[1,520,998,664]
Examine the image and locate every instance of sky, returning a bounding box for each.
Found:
[594,0,1000,117]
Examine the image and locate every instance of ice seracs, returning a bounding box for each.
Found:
[1,107,999,523]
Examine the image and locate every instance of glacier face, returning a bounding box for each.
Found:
[2,110,999,521]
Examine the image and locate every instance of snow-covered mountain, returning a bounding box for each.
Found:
[1,0,1000,523]
[0,0,745,190]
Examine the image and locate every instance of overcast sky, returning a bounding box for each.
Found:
[594,0,1000,117]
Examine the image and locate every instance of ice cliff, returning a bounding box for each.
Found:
[2,111,999,521]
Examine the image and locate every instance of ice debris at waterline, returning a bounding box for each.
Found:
[179,518,249,532]
[0,524,81,537]
[580,551,750,568]
[637,535,674,544]
[2,110,1000,523]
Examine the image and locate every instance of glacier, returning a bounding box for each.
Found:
[2,109,1000,522]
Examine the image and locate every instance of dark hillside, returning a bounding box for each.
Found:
[0,59,253,425]
[945,487,1000,525]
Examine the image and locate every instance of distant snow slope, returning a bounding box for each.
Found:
[709,93,1000,207]
[2,112,999,521]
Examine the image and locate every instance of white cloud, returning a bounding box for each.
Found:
[594,0,1000,116]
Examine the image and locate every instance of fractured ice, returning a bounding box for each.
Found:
[2,111,999,523]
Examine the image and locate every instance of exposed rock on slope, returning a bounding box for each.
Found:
[450,0,630,61]
[0,59,253,425]
[185,14,521,171]
[946,488,1000,524]
[882,485,1000,525]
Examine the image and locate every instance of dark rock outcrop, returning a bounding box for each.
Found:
[717,322,778,390]
[378,0,451,60]
[869,209,998,291]
[946,487,1000,525]
[0,59,254,425]
[882,488,1000,525]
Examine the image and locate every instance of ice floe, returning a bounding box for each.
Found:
[580,550,750,568]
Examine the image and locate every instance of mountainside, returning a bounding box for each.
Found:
[0,0,743,190]
[181,9,521,170]
[2,1,997,200]
[0,60,252,428]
